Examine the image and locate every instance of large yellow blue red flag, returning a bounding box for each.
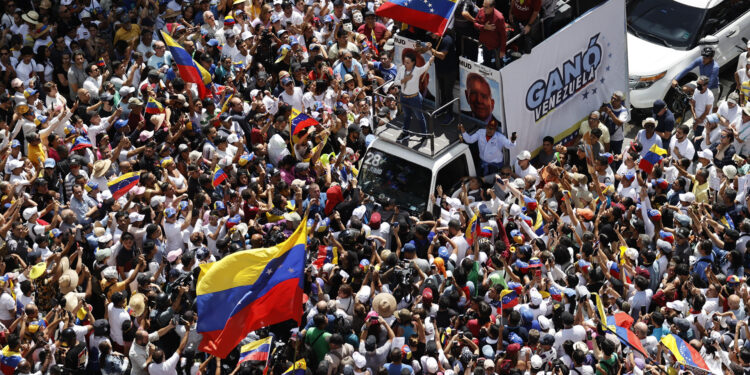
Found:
[196,215,308,358]
[160,30,212,99]
[660,334,709,371]
[376,0,458,35]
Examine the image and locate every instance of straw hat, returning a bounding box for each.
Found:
[92,159,111,178]
[29,262,47,280]
[22,11,40,25]
[129,293,147,317]
[63,292,84,313]
[372,293,397,318]
[58,259,79,294]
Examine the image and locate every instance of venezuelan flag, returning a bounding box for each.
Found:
[70,136,93,151]
[282,359,306,375]
[196,215,308,358]
[146,97,165,114]
[465,212,478,245]
[108,172,140,200]
[312,245,338,269]
[638,144,666,174]
[289,108,318,136]
[0,346,21,375]
[594,292,646,356]
[221,93,233,114]
[660,334,709,371]
[376,0,458,35]
[238,336,272,363]
[97,58,106,67]
[212,166,227,187]
[499,289,518,309]
[160,30,212,99]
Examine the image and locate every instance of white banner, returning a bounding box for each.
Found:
[393,35,438,102]
[500,0,628,160]
[459,58,504,128]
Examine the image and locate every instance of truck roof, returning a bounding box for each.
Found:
[372,115,478,159]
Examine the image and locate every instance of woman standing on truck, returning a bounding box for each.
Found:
[395,50,434,144]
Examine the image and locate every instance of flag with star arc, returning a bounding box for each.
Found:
[196,214,308,358]
[376,0,458,35]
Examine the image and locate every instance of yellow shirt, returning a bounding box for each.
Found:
[692,179,709,203]
[28,144,46,171]
[113,24,141,46]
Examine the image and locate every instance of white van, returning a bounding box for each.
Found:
[627,0,750,110]
[358,137,476,214]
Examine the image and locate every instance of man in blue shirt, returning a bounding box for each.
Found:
[692,240,715,287]
[384,347,414,375]
[672,46,720,101]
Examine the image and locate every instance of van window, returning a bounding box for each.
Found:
[701,0,750,37]
[436,154,469,192]
[359,149,432,213]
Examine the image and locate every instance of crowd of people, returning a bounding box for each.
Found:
[0,0,748,375]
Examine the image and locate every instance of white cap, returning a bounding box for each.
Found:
[129,212,145,223]
[625,248,639,261]
[530,289,543,306]
[356,285,371,303]
[678,192,695,203]
[119,86,136,97]
[150,195,166,207]
[666,300,686,314]
[530,355,544,370]
[516,150,531,161]
[97,232,113,244]
[537,315,551,331]
[425,357,438,373]
[22,207,38,221]
[697,149,714,160]
[8,159,24,170]
[352,352,367,369]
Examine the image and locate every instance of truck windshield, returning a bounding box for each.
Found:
[627,0,707,49]
[359,149,431,213]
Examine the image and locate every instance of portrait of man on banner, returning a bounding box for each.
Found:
[461,72,502,127]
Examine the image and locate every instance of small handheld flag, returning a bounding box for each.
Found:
[212,166,227,187]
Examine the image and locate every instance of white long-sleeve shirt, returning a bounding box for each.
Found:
[461,129,516,165]
[394,62,430,96]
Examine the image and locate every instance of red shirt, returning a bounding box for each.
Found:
[357,22,388,43]
[510,0,542,23]
[474,8,507,52]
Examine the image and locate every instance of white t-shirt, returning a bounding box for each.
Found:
[15,60,37,85]
[148,352,180,375]
[164,220,186,251]
[668,136,696,161]
[0,292,15,320]
[693,89,714,122]
[554,326,586,353]
[449,235,470,263]
[107,303,131,345]
[279,87,305,112]
[717,101,741,127]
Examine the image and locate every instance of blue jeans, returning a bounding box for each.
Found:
[480,161,503,177]
[401,93,427,133]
